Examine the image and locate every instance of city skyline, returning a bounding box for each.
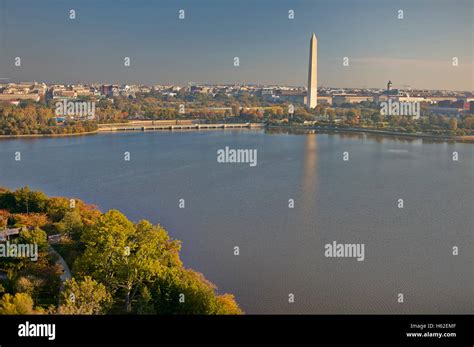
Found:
[0,0,472,91]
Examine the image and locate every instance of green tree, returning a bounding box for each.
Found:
[59,277,111,314]
[150,268,242,315]
[74,211,181,312]
[56,210,83,238]
[46,197,70,222]
[0,187,48,213]
[19,227,48,251]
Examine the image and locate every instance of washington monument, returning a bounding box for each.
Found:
[307,33,318,108]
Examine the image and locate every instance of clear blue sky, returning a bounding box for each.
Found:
[0,0,472,90]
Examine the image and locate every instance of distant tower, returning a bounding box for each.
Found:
[307,33,318,109]
[387,80,392,92]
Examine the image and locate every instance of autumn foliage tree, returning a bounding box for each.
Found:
[0,188,242,315]
[74,210,242,314]
[0,293,39,314]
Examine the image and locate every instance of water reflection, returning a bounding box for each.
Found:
[301,134,318,214]
[265,127,466,144]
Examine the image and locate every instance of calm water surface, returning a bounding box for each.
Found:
[0,130,472,313]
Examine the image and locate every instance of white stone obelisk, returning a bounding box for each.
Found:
[307,33,317,109]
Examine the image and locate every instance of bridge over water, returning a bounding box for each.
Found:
[98,122,264,132]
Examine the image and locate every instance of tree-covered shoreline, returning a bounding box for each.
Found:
[0,187,242,315]
[2,93,473,137]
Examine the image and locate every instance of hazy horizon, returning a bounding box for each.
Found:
[2,80,474,93]
[0,0,473,91]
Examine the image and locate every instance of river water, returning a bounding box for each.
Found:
[0,129,472,313]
